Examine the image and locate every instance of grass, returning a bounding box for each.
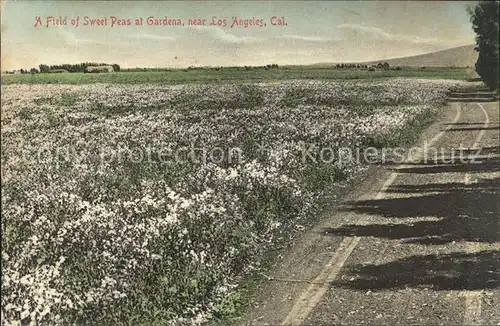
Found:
[1,67,469,85]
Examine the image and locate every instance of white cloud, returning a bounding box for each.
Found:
[126,33,176,41]
[337,23,448,46]
[55,27,105,45]
[278,34,341,42]
[191,26,262,44]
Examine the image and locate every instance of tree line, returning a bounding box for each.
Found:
[335,62,391,69]
[13,63,121,74]
[335,63,369,69]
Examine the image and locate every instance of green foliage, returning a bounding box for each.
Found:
[2,67,470,85]
[280,88,313,107]
[364,106,439,148]
[468,1,500,90]
[39,64,50,73]
[210,291,242,321]
[33,93,79,107]
[59,93,79,106]
[32,62,121,74]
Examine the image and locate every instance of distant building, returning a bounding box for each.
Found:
[85,66,114,73]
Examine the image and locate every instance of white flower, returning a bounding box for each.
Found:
[19,275,33,286]
[20,310,30,320]
[228,168,238,180]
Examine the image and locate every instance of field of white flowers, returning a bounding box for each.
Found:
[1,78,467,325]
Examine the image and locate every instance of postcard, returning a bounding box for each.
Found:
[1,1,499,325]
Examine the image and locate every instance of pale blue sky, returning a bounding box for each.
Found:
[1,1,476,70]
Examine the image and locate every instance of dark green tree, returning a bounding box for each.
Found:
[468,1,499,90]
[39,64,50,73]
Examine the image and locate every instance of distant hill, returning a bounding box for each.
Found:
[314,45,478,68]
[364,45,478,67]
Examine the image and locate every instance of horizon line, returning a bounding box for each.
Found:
[1,43,476,72]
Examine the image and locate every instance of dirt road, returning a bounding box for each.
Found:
[240,85,499,325]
